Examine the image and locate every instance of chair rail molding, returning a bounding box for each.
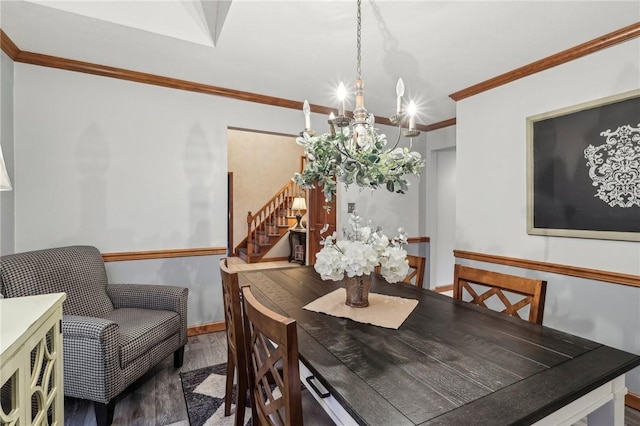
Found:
[102,247,226,262]
[454,250,639,288]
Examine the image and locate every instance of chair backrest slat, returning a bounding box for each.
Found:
[453,264,547,324]
[403,255,426,288]
[242,286,303,426]
[219,259,247,369]
[219,259,249,425]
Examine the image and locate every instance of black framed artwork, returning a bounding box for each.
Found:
[527,89,640,242]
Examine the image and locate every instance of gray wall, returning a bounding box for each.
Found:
[456,39,640,394]
[11,63,300,326]
[426,125,456,288]
[0,51,14,256]
[8,62,420,326]
[105,254,224,327]
[13,64,299,253]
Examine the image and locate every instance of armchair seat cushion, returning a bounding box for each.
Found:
[103,308,180,369]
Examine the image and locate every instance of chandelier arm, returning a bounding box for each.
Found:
[334,142,352,159]
[390,125,402,151]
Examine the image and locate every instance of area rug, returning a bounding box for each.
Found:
[180,363,252,426]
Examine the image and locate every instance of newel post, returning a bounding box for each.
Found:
[247,211,253,254]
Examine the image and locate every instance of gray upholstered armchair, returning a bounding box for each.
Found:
[0,245,188,426]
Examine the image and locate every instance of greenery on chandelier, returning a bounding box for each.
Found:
[293,127,425,202]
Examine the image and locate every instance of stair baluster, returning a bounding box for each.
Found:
[238,181,305,263]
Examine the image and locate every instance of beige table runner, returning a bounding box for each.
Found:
[303,289,418,329]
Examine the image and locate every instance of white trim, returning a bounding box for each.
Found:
[532,375,627,426]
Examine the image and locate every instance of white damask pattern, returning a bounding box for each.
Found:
[584,123,640,208]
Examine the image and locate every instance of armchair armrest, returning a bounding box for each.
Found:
[61,315,123,402]
[106,284,187,312]
[106,284,188,345]
[62,315,118,340]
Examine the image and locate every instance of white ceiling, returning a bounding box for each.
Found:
[2,1,639,127]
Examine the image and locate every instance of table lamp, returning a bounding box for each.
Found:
[291,197,307,229]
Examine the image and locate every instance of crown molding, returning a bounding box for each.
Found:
[0,29,451,133]
[450,22,640,101]
[0,30,19,60]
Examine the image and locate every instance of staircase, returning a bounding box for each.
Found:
[236,181,304,263]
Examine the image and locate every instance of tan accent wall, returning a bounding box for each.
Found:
[228,129,303,251]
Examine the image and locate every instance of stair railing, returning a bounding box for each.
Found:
[246,181,303,255]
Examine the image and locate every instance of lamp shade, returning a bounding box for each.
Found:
[0,146,12,191]
[291,197,307,211]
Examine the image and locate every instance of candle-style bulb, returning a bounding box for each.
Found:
[408,100,417,130]
[396,78,405,97]
[328,112,336,137]
[396,78,405,115]
[303,99,311,130]
[337,82,346,117]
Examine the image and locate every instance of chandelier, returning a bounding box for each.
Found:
[294,0,425,203]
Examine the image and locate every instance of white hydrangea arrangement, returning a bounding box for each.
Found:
[314,213,410,283]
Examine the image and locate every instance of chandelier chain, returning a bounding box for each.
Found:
[356,0,362,79]
[294,0,424,203]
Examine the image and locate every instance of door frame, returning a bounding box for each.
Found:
[227,172,234,256]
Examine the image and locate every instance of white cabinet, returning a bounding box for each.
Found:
[1,293,66,425]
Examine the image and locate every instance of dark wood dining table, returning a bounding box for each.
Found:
[239,266,640,425]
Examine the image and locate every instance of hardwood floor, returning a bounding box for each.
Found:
[626,407,640,426]
[64,332,640,426]
[64,333,228,426]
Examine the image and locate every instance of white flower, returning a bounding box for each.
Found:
[379,246,410,283]
[313,213,410,284]
[340,241,378,277]
[388,147,406,160]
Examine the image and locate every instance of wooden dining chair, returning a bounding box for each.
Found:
[241,287,335,426]
[241,286,303,425]
[403,255,426,288]
[219,258,249,426]
[453,264,547,324]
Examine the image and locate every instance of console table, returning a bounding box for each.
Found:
[0,293,66,425]
[288,228,307,264]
